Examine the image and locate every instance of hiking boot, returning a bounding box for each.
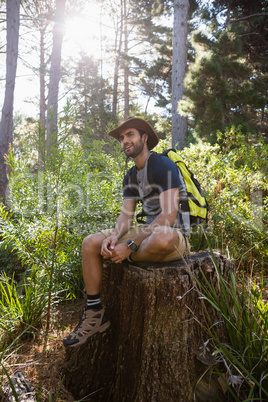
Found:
[63,307,110,347]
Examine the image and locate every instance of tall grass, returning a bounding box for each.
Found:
[194,249,268,401]
[0,271,47,345]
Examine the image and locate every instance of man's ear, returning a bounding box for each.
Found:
[143,133,148,144]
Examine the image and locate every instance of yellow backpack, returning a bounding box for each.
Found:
[165,149,208,225]
[131,148,209,228]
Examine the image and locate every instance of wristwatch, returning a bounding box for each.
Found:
[127,239,139,252]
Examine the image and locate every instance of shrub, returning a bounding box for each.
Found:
[0,134,126,344]
[179,128,268,268]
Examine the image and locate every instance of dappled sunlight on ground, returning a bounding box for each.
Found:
[1,298,84,401]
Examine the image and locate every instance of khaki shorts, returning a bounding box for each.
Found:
[100,224,190,262]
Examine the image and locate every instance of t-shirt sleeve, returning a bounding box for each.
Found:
[122,169,139,199]
[152,155,182,192]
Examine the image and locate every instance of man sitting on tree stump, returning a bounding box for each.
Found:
[63,117,191,347]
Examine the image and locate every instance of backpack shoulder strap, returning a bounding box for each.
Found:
[162,148,176,156]
[129,164,138,185]
[146,151,162,185]
[128,152,162,186]
[125,165,140,197]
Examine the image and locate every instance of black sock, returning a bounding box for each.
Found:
[86,294,102,310]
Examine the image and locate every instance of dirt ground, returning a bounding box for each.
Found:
[1,298,84,402]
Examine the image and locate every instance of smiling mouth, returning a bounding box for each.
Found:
[124,145,133,151]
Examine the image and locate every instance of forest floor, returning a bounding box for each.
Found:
[1,298,84,402]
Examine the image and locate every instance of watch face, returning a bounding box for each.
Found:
[127,240,138,251]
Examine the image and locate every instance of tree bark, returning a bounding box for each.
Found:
[171,0,189,150]
[38,26,46,170]
[46,0,66,155]
[0,0,20,203]
[123,0,129,119]
[63,250,232,401]
[112,0,123,117]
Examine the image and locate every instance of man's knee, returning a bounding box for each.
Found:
[149,226,179,253]
[82,233,103,255]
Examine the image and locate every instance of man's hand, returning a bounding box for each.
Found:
[101,235,118,259]
[109,243,132,264]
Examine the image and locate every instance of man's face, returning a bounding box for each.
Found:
[119,128,147,158]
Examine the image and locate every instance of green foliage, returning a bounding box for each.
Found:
[195,252,268,400]
[181,2,267,143]
[0,126,126,347]
[0,272,47,346]
[178,128,268,266]
[0,242,22,278]
[66,54,115,141]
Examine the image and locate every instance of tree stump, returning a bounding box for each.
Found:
[63,250,233,401]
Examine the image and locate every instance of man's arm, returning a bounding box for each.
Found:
[101,198,136,259]
[107,187,179,263]
[131,187,179,247]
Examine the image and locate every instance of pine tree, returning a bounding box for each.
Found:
[0,0,20,203]
[214,0,267,74]
[68,54,113,142]
[46,0,66,155]
[179,0,267,142]
[172,0,190,149]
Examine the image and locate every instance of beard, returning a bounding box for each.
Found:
[123,138,145,158]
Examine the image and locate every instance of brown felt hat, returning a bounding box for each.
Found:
[108,117,159,150]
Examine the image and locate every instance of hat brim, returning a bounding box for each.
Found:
[108,117,159,150]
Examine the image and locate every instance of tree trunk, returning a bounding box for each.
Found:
[38,26,46,170]
[171,0,189,150]
[46,0,66,155]
[0,0,20,203]
[63,250,231,401]
[123,0,129,119]
[112,0,123,117]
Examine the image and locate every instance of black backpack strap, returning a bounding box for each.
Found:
[123,165,140,199]
[131,152,161,223]
[146,151,161,186]
[129,165,138,186]
[129,152,161,187]
[162,148,176,155]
